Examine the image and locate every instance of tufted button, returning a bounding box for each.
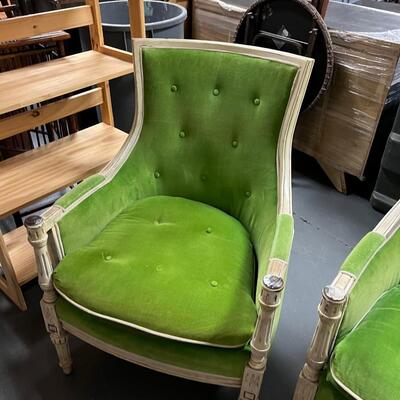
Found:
[154,171,161,179]
[154,219,160,225]
[206,227,212,234]
[232,140,238,148]
[171,84,178,92]
[156,265,163,272]
[105,255,112,261]
[245,191,251,198]
[179,131,186,138]
[201,175,207,181]
[253,98,260,106]
[210,280,218,287]
[213,88,220,96]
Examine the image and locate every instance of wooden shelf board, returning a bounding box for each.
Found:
[0,50,133,115]
[3,226,36,285]
[0,122,127,218]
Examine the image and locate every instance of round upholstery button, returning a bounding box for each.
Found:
[206,227,212,233]
[253,98,260,106]
[179,131,186,138]
[105,255,112,261]
[232,140,238,148]
[245,191,251,198]
[156,265,163,272]
[171,85,178,92]
[154,171,161,179]
[201,175,206,181]
[213,88,220,96]
[210,280,218,287]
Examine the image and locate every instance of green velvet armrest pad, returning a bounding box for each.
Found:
[56,174,105,210]
[258,213,294,337]
[269,213,294,262]
[56,172,137,255]
[338,230,400,339]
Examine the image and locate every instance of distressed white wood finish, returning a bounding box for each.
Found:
[27,40,313,395]
[373,199,400,239]
[293,272,355,400]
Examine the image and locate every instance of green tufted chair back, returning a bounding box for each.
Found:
[119,47,297,281]
[57,44,300,295]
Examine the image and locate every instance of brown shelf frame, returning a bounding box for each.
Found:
[0,0,145,310]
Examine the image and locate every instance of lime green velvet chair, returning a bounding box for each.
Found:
[294,200,400,400]
[25,39,313,399]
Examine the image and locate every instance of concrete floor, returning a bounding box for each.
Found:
[0,169,383,400]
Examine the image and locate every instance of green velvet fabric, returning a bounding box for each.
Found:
[57,174,105,210]
[54,195,256,347]
[338,230,400,339]
[56,297,250,379]
[329,285,400,400]
[315,370,351,400]
[57,48,297,296]
[53,47,298,363]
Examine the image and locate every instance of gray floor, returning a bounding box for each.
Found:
[0,171,383,400]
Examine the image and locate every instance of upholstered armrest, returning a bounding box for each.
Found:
[246,213,294,371]
[253,213,294,305]
[52,171,139,255]
[337,228,400,339]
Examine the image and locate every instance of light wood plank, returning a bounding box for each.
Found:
[0,123,127,218]
[0,6,94,43]
[85,0,115,124]
[3,226,36,286]
[99,45,133,63]
[128,0,146,38]
[0,232,27,310]
[86,0,104,51]
[0,88,103,140]
[0,50,133,115]
[99,82,114,126]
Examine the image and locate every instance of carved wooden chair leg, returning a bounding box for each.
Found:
[25,215,72,375]
[41,288,73,374]
[293,285,347,400]
[239,274,284,400]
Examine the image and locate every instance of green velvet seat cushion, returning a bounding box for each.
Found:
[315,371,351,400]
[56,297,250,380]
[329,285,400,400]
[53,195,257,348]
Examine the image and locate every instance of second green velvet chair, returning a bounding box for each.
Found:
[294,200,400,400]
[25,39,313,399]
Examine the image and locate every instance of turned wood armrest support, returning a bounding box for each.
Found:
[250,258,286,369]
[293,271,356,400]
[24,212,60,291]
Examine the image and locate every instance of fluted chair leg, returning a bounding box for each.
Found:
[239,274,284,400]
[41,288,73,374]
[293,285,348,400]
[25,215,72,375]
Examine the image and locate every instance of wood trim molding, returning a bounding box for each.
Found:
[373,199,400,239]
[62,321,242,388]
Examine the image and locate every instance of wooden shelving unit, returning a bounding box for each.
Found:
[0,0,146,310]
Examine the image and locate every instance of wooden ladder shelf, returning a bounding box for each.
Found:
[0,0,145,310]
